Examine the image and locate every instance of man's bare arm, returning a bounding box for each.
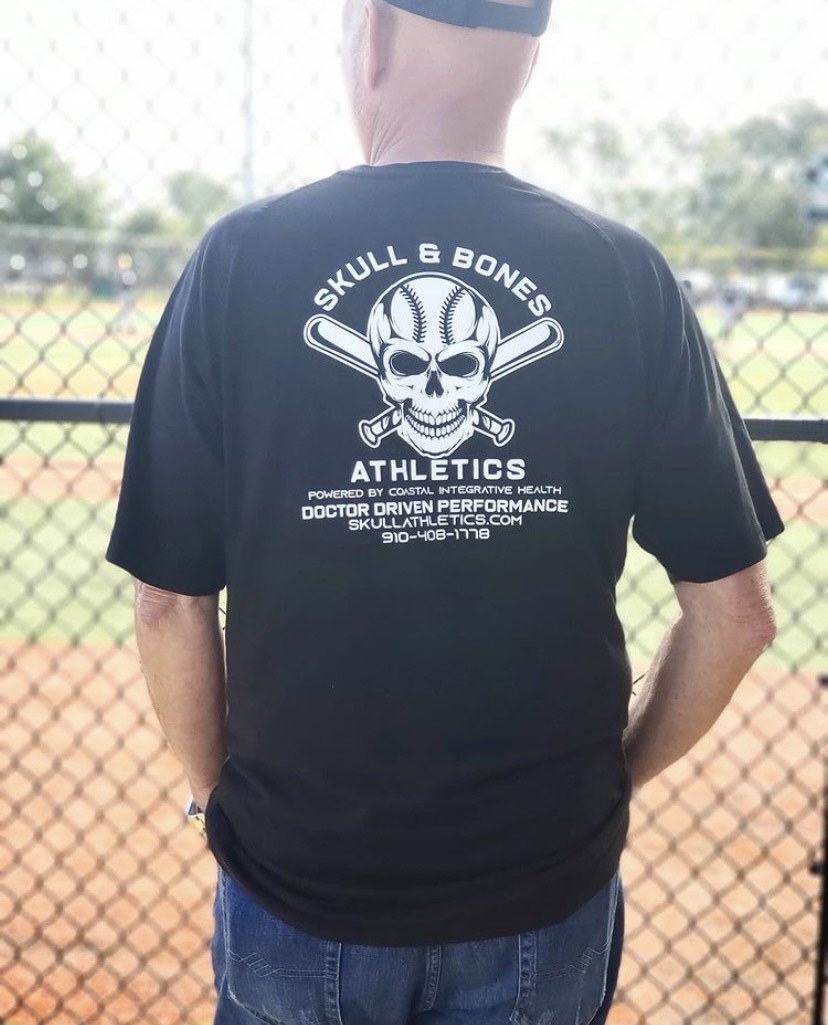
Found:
[623,560,776,790]
[134,581,226,810]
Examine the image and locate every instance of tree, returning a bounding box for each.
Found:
[686,101,828,250]
[116,172,237,240]
[119,206,170,236]
[166,170,236,235]
[0,131,107,228]
[542,101,828,252]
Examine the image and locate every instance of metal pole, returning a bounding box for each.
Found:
[813,808,826,1025]
[813,674,828,1025]
[241,0,255,203]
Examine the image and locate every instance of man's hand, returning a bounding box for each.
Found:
[134,581,227,807]
[623,559,776,791]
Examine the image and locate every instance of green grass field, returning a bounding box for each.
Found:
[3,480,824,670]
[2,300,826,668]
[2,299,826,411]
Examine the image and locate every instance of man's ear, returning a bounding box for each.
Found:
[364,0,390,90]
[520,40,541,96]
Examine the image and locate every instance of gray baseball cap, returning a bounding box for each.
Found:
[382,0,552,37]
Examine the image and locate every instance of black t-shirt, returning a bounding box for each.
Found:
[107,162,783,945]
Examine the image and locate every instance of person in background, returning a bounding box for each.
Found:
[113,255,138,333]
[717,281,747,340]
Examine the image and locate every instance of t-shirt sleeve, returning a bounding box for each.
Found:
[630,254,784,583]
[106,227,231,595]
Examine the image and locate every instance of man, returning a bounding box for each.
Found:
[107,1,783,1022]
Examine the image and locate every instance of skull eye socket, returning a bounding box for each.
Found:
[388,350,429,377]
[438,352,483,379]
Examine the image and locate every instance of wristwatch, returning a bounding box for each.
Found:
[185,796,207,837]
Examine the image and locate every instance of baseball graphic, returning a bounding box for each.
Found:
[366,275,499,457]
[304,271,564,458]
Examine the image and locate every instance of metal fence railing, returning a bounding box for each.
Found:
[1,1,826,1023]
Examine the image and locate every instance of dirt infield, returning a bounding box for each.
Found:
[1,456,125,504]
[1,639,822,1025]
[614,661,822,1025]
[1,642,216,1025]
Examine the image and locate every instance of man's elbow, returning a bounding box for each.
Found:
[675,561,778,656]
[752,604,777,651]
[724,599,776,659]
[134,580,217,629]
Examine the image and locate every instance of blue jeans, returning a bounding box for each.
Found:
[213,869,624,1025]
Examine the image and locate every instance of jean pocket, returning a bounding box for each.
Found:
[220,871,343,1025]
[510,873,619,1025]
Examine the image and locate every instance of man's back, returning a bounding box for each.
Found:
[107,3,782,1020]
[109,160,778,946]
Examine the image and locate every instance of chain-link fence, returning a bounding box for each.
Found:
[1,2,826,1023]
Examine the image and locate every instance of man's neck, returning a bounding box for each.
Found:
[367,116,508,168]
[371,141,505,167]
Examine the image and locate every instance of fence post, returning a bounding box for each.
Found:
[813,674,828,1025]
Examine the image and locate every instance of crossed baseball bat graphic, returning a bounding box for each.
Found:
[304,313,564,448]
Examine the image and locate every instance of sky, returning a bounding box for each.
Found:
[3,0,826,211]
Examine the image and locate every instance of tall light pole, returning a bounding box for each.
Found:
[241,0,255,203]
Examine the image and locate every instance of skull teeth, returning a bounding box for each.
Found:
[405,404,466,439]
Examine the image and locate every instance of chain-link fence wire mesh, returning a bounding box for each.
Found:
[2,436,824,1025]
[1,1,826,1022]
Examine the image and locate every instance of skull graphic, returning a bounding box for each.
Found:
[367,273,500,457]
